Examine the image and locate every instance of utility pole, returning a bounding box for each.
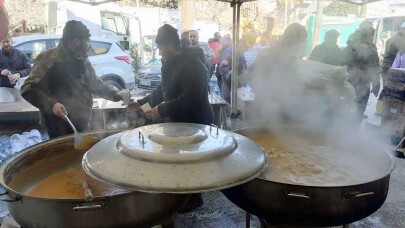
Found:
[181,0,194,32]
[284,0,288,30]
[360,1,368,18]
[313,0,324,48]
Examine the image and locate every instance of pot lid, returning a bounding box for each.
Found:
[82,123,267,193]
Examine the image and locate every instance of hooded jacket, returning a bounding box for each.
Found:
[138,52,214,125]
[21,41,120,128]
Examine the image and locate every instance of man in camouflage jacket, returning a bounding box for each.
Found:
[21,21,123,138]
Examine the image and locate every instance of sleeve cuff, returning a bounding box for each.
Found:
[137,96,150,106]
[157,103,168,118]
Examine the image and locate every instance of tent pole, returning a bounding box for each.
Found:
[230,0,241,129]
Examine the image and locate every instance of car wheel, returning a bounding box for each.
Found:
[104,80,123,91]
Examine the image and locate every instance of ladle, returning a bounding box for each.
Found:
[64,115,99,150]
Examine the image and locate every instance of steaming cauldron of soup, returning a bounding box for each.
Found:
[0,130,190,228]
[0,123,268,228]
[222,126,394,227]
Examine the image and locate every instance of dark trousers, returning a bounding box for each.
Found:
[44,113,89,139]
[378,70,389,101]
[353,82,371,119]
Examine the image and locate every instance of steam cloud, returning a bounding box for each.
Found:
[245,54,391,161]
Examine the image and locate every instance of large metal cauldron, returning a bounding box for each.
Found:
[0,130,190,228]
[222,127,395,227]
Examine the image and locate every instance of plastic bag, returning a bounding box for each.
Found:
[10,129,43,155]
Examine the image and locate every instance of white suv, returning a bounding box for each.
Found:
[12,35,135,91]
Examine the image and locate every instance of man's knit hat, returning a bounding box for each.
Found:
[62,20,91,42]
[155,24,180,46]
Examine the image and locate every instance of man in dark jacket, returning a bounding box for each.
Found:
[309,29,342,65]
[132,24,214,125]
[0,36,31,88]
[21,21,123,138]
[130,24,214,213]
[0,36,31,101]
[180,31,209,80]
[341,21,380,121]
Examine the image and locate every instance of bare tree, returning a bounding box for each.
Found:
[194,0,231,28]
[6,0,44,32]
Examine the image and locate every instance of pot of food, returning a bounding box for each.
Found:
[0,130,190,228]
[81,123,268,193]
[222,126,395,227]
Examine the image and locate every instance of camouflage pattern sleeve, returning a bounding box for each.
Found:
[21,52,58,112]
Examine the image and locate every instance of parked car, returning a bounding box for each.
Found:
[12,35,135,91]
[136,61,162,91]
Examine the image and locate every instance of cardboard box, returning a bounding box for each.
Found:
[382,95,405,145]
[382,96,405,118]
[381,115,405,144]
[384,84,405,101]
[388,68,405,85]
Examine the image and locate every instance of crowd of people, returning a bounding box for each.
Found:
[2,17,401,129]
[308,21,405,121]
[173,20,401,125]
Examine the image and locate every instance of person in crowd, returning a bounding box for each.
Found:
[180,30,190,43]
[180,33,191,48]
[379,22,405,102]
[130,24,214,213]
[131,25,214,125]
[208,32,221,73]
[189,30,215,75]
[248,23,308,84]
[181,31,207,70]
[217,34,248,104]
[215,34,233,91]
[0,0,8,42]
[309,29,342,65]
[341,21,380,121]
[0,36,31,101]
[21,20,124,139]
[247,23,308,124]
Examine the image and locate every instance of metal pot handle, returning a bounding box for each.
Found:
[0,191,21,203]
[73,201,107,211]
[344,191,375,199]
[210,124,219,135]
[285,191,311,199]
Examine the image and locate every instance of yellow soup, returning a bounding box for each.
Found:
[249,133,385,186]
[29,166,128,199]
